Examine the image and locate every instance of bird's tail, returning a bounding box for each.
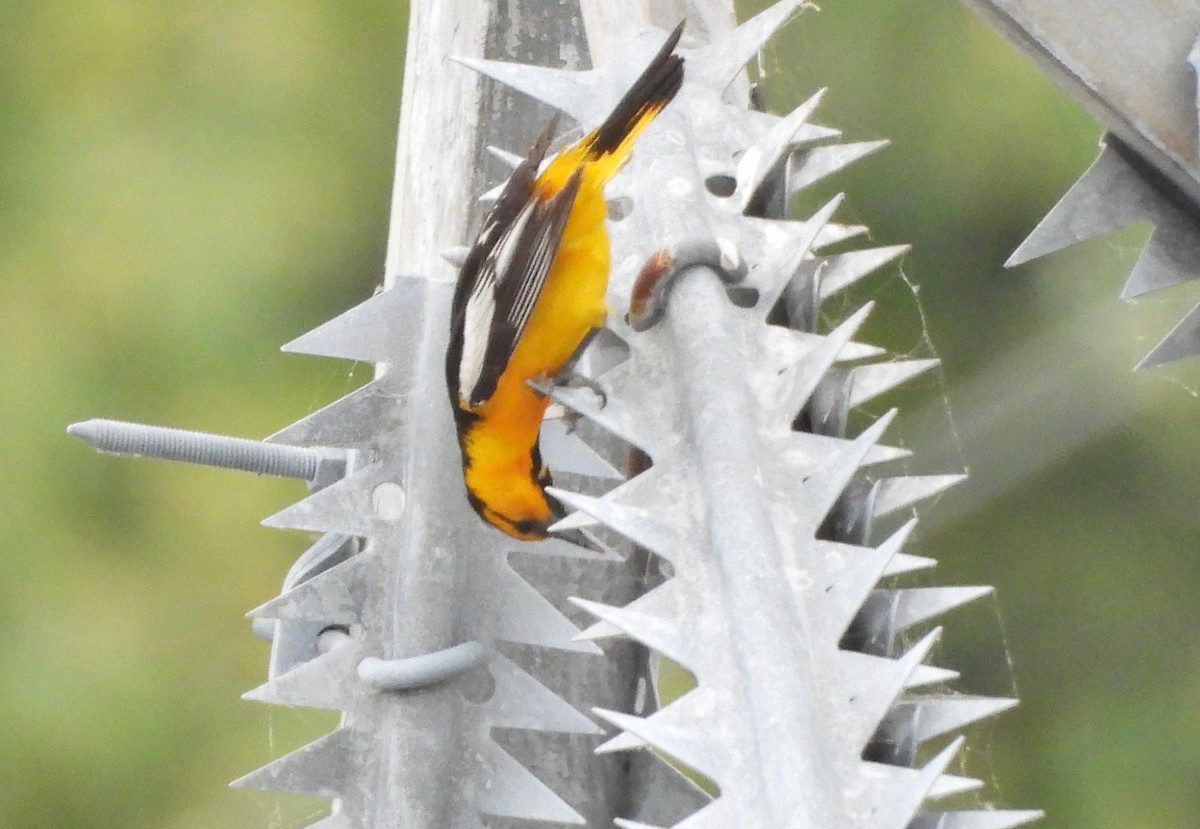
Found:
[578,21,685,181]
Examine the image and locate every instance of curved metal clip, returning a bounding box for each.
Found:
[626,238,752,331]
[356,641,491,692]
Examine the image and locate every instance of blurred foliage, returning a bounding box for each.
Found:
[2,1,1197,828]
[1,2,402,827]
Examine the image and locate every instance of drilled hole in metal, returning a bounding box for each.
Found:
[726,285,760,308]
[705,174,736,198]
[459,664,496,704]
[371,481,406,520]
[316,624,353,654]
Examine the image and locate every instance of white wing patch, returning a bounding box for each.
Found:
[453,171,583,408]
[456,201,536,406]
[491,201,536,283]
[507,209,560,338]
[457,269,496,405]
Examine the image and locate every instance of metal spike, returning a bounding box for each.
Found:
[268,374,408,449]
[544,486,629,534]
[1122,220,1200,298]
[493,563,602,654]
[592,706,723,783]
[888,625,944,682]
[262,617,329,679]
[818,244,911,300]
[688,0,803,89]
[547,487,683,559]
[257,533,358,678]
[884,585,994,631]
[736,88,829,212]
[872,474,967,518]
[595,686,724,759]
[789,139,890,194]
[621,751,714,826]
[1006,133,1200,301]
[477,180,505,206]
[518,529,627,563]
[883,551,939,577]
[262,463,396,536]
[909,810,1045,829]
[928,773,984,799]
[835,628,941,748]
[546,466,689,544]
[230,728,358,796]
[849,583,987,666]
[759,325,886,370]
[753,195,844,313]
[485,654,602,734]
[1007,143,1146,266]
[279,532,357,591]
[919,734,968,789]
[906,663,960,689]
[454,56,600,124]
[477,740,586,824]
[576,579,681,642]
[485,144,524,170]
[847,359,940,409]
[242,637,362,711]
[249,547,377,625]
[783,430,911,470]
[1136,299,1200,368]
[549,384,662,456]
[570,597,698,668]
[811,519,916,638]
[538,417,624,480]
[814,221,870,249]
[440,245,469,267]
[596,730,647,754]
[798,410,898,530]
[282,276,441,363]
[776,301,874,419]
[855,737,965,829]
[887,696,1018,744]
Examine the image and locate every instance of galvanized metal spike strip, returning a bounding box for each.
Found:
[66,2,1039,827]
[961,0,1200,368]
[221,3,1040,828]
[1010,134,1200,368]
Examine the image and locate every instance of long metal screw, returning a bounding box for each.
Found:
[67,418,346,485]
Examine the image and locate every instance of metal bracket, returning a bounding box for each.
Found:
[626,237,751,331]
[358,642,492,692]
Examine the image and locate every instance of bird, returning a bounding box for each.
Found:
[446,23,685,541]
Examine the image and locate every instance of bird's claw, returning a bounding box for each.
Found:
[527,372,607,409]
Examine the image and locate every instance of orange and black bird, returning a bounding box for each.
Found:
[446,23,685,540]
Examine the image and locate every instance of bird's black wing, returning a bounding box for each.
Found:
[447,119,582,408]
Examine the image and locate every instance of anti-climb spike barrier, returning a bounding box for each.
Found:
[65,1,1039,827]
[470,2,1031,826]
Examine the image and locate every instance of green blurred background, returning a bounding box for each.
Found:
[3,1,1197,827]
